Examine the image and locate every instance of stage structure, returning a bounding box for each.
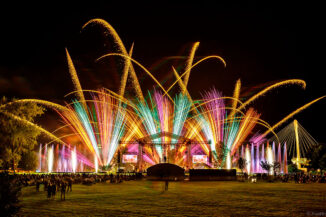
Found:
[119,131,211,171]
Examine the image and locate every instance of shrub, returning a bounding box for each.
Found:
[0,172,21,216]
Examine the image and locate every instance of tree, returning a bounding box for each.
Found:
[288,162,300,173]
[215,142,227,168]
[260,161,272,174]
[272,162,281,176]
[0,172,21,216]
[237,157,246,173]
[260,161,281,176]
[0,97,45,173]
[306,143,326,172]
[318,154,326,172]
[18,151,38,171]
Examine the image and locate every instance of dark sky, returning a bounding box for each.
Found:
[1,2,325,142]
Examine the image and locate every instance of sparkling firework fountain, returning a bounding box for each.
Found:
[266,144,274,175]
[47,145,54,173]
[71,146,77,173]
[94,155,98,173]
[226,152,231,169]
[245,145,251,174]
[38,144,42,172]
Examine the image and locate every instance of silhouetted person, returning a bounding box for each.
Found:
[56,180,61,192]
[294,174,299,183]
[244,172,248,181]
[47,182,52,199]
[68,179,72,192]
[61,182,66,201]
[44,180,48,191]
[36,180,40,192]
[165,180,169,191]
[51,183,56,199]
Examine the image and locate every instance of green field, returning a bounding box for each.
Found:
[19,181,326,216]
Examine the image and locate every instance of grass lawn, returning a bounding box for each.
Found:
[19,181,326,216]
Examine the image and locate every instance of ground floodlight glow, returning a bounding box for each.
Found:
[245,145,251,174]
[267,145,273,175]
[48,145,54,173]
[71,146,77,173]
[94,155,98,173]
[226,151,231,169]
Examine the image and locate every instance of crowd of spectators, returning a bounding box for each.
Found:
[6,171,326,199]
[247,172,326,183]
[292,173,326,183]
[12,172,143,200]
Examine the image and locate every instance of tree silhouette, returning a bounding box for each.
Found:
[260,161,272,174]
[0,97,44,172]
[237,157,246,173]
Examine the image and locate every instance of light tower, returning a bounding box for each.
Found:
[294,119,301,169]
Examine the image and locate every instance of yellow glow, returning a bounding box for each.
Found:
[65,48,87,110]
[164,55,226,96]
[119,43,134,97]
[82,19,144,102]
[0,99,68,111]
[266,145,273,175]
[229,79,241,119]
[245,146,251,174]
[172,67,194,105]
[294,119,301,169]
[261,96,326,138]
[226,151,231,169]
[231,108,260,155]
[0,110,67,145]
[183,42,200,88]
[94,154,98,173]
[189,96,244,115]
[238,79,306,110]
[97,53,174,103]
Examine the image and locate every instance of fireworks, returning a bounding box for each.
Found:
[0,18,323,173]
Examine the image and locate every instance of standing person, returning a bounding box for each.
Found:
[56,180,61,192]
[116,174,120,184]
[44,180,48,192]
[165,179,169,191]
[244,172,248,181]
[36,180,40,192]
[60,182,66,201]
[110,173,113,183]
[68,178,72,192]
[51,182,56,199]
[47,182,52,199]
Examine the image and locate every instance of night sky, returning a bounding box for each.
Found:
[1,2,325,142]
